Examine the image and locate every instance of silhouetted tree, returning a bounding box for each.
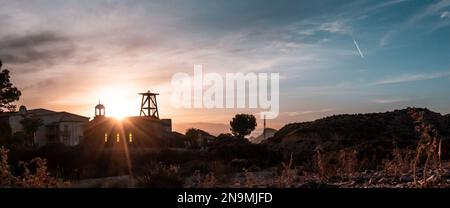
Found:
[230,114,257,139]
[0,60,22,112]
[20,116,43,146]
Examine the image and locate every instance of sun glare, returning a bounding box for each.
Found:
[94,85,140,119]
[107,99,138,120]
[109,107,128,120]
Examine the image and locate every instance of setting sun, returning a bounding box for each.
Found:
[93,85,140,119]
[108,105,129,119]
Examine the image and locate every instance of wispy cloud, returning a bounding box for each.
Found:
[379,0,450,46]
[379,31,393,46]
[352,37,365,58]
[409,0,450,23]
[285,108,335,117]
[293,20,351,36]
[364,0,409,13]
[371,98,407,104]
[374,71,450,85]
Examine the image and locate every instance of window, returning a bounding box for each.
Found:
[116,133,120,142]
[129,132,133,143]
[104,133,108,143]
[62,125,70,144]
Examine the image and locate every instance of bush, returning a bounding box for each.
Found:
[0,147,68,187]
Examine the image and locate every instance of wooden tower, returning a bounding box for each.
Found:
[139,90,159,118]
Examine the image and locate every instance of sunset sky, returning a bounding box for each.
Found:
[1,0,450,134]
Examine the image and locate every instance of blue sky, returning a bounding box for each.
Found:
[1,0,450,131]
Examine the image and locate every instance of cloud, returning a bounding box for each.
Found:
[21,79,58,91]
[371,98,407,104]
[441,11,450,18]
[364,0,409,13]
[379,0,450,45]
[379,31,394,46]
[285,108,334,117]
[0,31,75,66]
[294,20,351,36]
[319,21,350,34]
[374,71,450,85]
[408,0,450,23]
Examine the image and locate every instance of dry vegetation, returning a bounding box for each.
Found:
[0,147,68,188]
[178,108,450,188]
[2,108,450,188]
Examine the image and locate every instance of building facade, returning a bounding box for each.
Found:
[1,106,89,146]
[83,99,172,148]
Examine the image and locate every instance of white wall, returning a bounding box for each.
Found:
[8,113,87,147]
[59,122,84,146]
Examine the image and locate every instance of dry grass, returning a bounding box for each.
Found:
[193,170,217,188]
[383,148,415,177]
[136,162,183,188]
[315,147,360,181]
[409,109,445,187]
[274,153,297,187]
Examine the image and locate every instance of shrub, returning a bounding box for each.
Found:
[0,147,68,188]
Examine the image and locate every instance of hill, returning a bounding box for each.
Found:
[265,107,450,162]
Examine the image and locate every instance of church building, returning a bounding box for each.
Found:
[83,91,172,148]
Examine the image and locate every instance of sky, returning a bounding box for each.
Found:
[1,0,450,134]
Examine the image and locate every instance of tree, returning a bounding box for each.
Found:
[20,116,43,146]
[0,60,22,112]
[230,114,257,139]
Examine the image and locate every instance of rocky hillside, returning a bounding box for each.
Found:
[265,108,450,162]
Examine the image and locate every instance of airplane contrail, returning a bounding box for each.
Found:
[352,38,365,58]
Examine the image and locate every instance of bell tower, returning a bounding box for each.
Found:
[139,90,159,118]
[95,101,105,118]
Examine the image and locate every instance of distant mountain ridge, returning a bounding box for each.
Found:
[173,122,229,136]
[250,128,277,144]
